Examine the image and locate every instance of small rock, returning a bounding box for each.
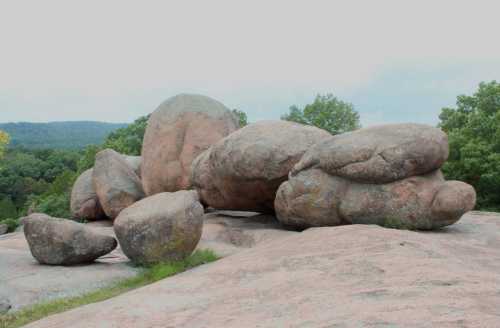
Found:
[114,191,204,265]
[24,213,117,265]
[0,224,8,235]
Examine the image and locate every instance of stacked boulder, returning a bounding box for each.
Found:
[191,121,331,213]
[275,124,476,230]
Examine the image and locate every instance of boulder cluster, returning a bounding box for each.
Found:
[24,93,476,266]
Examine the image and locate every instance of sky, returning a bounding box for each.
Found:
[1,0,499,126]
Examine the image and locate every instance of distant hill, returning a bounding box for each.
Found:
[0,121,128,149]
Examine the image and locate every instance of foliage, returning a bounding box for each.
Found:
[0,121,127,150]
[232,109,248,127]
[0,249,219,328]
[0,130,9,161]
[0,218,19,233]
[282,94,361,135]
[439,81,500,210]
[102,116,148,156]
[0,197,18,220]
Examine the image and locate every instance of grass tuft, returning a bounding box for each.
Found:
[0,249,218,328]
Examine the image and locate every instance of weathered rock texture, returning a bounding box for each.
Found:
[141,94,239,195]
[70,169,105,220]
[121,155,142,177]
[277,123,474,229]
[23,214,117,265]
[114,191,204,265]
[192,120,331,212]
[93,149,145,219]
[293,123,449,183]
[24,212,500,328]
[276,169,476,229]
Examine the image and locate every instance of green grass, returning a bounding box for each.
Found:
[0,249,218,328]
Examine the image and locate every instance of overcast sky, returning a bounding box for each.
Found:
[1,0,499,126]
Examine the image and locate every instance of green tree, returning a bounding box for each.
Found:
[282,94,361,135]
[0,196,17,220]
[232,109,248,127]
[0,130,10,161]
[438,81,500,210]
[102,116,148,155]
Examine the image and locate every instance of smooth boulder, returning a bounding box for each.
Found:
[70,169,105,220]
[275,169,476,230]
[93,149,145,219]
[292,123,449,183]
[114,191,204,265]
[23,213,117,265]
[141,94,239,195]
[191,120,331,212]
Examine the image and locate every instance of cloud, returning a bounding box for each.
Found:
[0,0,499,123]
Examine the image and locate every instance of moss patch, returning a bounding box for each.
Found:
[0,249,218,328]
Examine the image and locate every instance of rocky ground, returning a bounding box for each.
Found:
[0,211,296,312]
[11,211,500,328]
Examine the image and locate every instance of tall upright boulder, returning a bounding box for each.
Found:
[93,149,145,220]
[191,121,331,212]
[141,94,239,195]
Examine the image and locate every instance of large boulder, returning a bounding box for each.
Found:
[292,123,449,183]
[191,120,331,212]
[70,169,105,220]
[141,94,239,195]
[93,149,145,220]
[23,213,117,265]
[114,191,204,265]
[121,155,142,177]
[275,169,476,230]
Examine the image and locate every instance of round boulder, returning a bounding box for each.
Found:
[141,94,239,195]
[191,120,331,212]
[93,149,145,220]
[23,213,117,265]
[292,123,449,183]
[275,169,476,230]
[70,169,105,220]
[114,190,204,265]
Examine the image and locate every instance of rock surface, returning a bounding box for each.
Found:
[192,120,331,212]
[70,169,105,220]
[293,123,449,183]
[0,296,10,314]
[0,211,292,312]
[141,94,239,195]
[121,155,142,177]
[25,212,500,328]
[0,221,139,312]
[114,191,204,265]
[276,169,476,229]
[93,149,145,219]
[23,213,118,265]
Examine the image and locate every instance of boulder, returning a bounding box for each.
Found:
[114,191,204,265]
[70,169,105,220]
[292,123,449,183]
[93,149,145,219]
[23,213,117,265]
[0,296,10,315]
[191,120,331,212]
[0,223,7,235]
[275,169,476,230]
[141,94,239,195]
[121,155,142,177]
